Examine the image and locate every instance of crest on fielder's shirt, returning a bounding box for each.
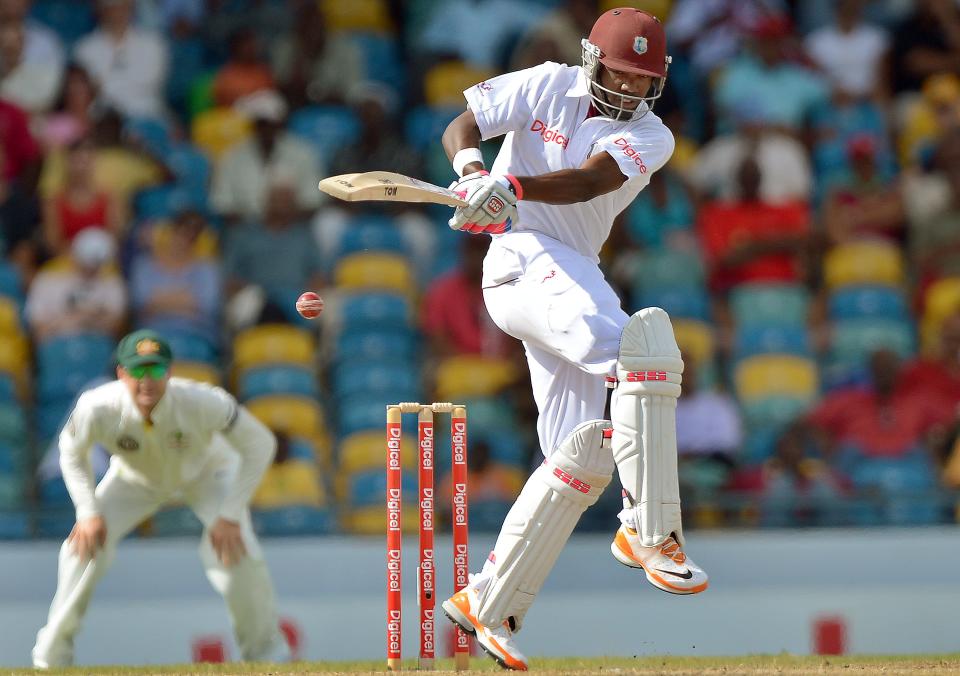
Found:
[117,435,140,451]
[168,430,189,450]
[633,36,648,55]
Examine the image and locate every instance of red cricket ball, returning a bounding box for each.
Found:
[296,291,324,319]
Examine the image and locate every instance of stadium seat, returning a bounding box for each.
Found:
[37,398,73,441]
[288,106,362,163]
[922,276,960,326]
[830,318,915,365]
[165,332,216,364]
[734,354,819,404]
[134,185,199,222]
[350,33,405,86]
[191,107,252,159]
[633,248,706,291]
[434,355,520,401]
[823,240,905,290]
[30,0,96,46]
[0,373,16,403]
[168,142,212,194]
[0,297,22,336]
[741,396,811,430]
[341,468,417,508]
[0,512,30,539]
[849,454,941,525]
[334,216,408,260]
[0,475,21,510]
[170,361,222,386]
[246,395,325,440]
[730,283,810,327]
[233,324,315,371]
[672,319,716,384]
[337,394,393,437]
[150,506,203,536]
[339,430,416,474]
[124,117,173,157]
[742,426,785,462]
[37,334,115,401]
[0,262,22,301]
[634,286,710,322]
[405,106,462,149]
[734,324,811,360]
[334,326,419,363]
[829,285,909,322]
[337,292,412,331]
[252,505,333,535]
[342,504,419,535]
[424,61,496,106]
[332,361,421,400]
[239,365,318,401]
[333,252,417,296]
[320,0,393,32]
[253,460,326,508]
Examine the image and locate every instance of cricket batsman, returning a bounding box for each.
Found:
[438,8,708,670]
[32,329,287,668]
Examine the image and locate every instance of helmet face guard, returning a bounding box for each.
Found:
[581,37,670,121]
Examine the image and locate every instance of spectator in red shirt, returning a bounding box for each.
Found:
[808,348,949,460]
[420,235,511,358]
[0,97,41,193]
[697,155,811,295]
[901,311,960,421]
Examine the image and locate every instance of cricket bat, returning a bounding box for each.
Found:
[318,171,467,207]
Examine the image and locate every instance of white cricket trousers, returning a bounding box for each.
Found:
[32,460,282,668]
[482,232,628,458]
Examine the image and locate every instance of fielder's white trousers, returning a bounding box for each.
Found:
[32,459,282,668]
[482,232,628,459]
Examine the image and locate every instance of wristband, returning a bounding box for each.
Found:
[453,147,484,177]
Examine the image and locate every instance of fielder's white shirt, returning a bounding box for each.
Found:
[59,378,275,522]
[463,61,675,274]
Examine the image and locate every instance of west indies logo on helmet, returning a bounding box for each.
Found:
[581,7,671,121]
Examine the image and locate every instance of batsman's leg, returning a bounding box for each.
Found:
[185,454,286,662]
[32,467,162,668]
[443,419,615,671]
[609,307,708,594]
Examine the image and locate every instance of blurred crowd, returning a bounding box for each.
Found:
[1,0,960,536]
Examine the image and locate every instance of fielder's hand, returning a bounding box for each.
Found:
[449,172,521,234]
[69,515,107,561]
[210,517,247,567]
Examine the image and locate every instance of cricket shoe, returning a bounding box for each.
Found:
[442,587,528,670]
[611,525,709,595]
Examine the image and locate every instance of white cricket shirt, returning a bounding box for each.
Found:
[463,61,675,270]
[59,378,275,522]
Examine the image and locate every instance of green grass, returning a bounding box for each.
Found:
[7,654,960,676]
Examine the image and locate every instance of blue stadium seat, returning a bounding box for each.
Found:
[335,327,419,362]
[252,506,333,536]
[150,506,203,536]
[168,142,212,195]
[741,396,811,430]
[0,262,22,302]
[350,33,405,88]
[742,427,783,462]
[331,361,421,400]
[405,106,461,149]
[730,283,809,328]
[0,403,25,446]
[134,185,200,222]
[849,453,941,525]
[36,398,73,442]
[288,436,318,462]
[633,249,705,290]
[335,217,408,259]
[346,468,416,507]
[238,365,318,401]
[39,476,72,507]
[734,324,811,360]
[288,106,362,162]
[0,373,16,403]
[37,334,115,401]
[339,292,411,330]
[830,318,915,366]
[635,286,710,322]
[829,285,909,322]
[165,332,217,364]
[124,117,173,157]
[0,512,29,539]
[30,0,96,46]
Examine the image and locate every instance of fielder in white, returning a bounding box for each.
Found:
[32,329,287,668]
[439,8,708,670]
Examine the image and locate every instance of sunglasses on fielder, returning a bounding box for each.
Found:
[126,363,169,380]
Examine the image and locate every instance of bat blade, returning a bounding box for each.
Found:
[318,171,466,207]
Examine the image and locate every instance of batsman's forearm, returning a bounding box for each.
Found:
[219,408,277,521]
[442,110,483,163]
[59,445,99,521]
[514,169,621,204]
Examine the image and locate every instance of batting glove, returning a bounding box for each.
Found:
[448,173,521,234]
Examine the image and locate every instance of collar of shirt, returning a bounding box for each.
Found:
[122,382,173,427]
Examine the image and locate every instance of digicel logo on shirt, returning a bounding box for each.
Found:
[529,119,569,149]
[614,137,648,173]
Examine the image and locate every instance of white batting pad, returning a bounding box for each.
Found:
[611,307,685,547]
[474,420,614,629]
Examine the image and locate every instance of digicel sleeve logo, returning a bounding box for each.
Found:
[529,119,569,149]
[613,137,648,173]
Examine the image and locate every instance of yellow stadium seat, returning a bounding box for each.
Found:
[923,276,960,327]
[333,252,416,296]
[0,333,30,385]
[342,504,419,535]
[823,240,905,290]
[320,0,393,32]
[338,430,416,475]
[435,355,520,401]
[233,324,315,371]
[734,354,819,403]
[171,361,221,385]
[424,61,496,107]
[673,319,714,367]
[190,107,252,160]
[0,297,21,336]
[253,460,326,508]
[246,395,325,440]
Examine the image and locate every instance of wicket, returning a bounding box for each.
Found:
[386,402,470,671]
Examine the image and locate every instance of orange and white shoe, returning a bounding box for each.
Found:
[611,525,709,595]
[442,587,528,671]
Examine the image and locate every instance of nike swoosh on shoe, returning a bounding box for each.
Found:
[656,568,693,579]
